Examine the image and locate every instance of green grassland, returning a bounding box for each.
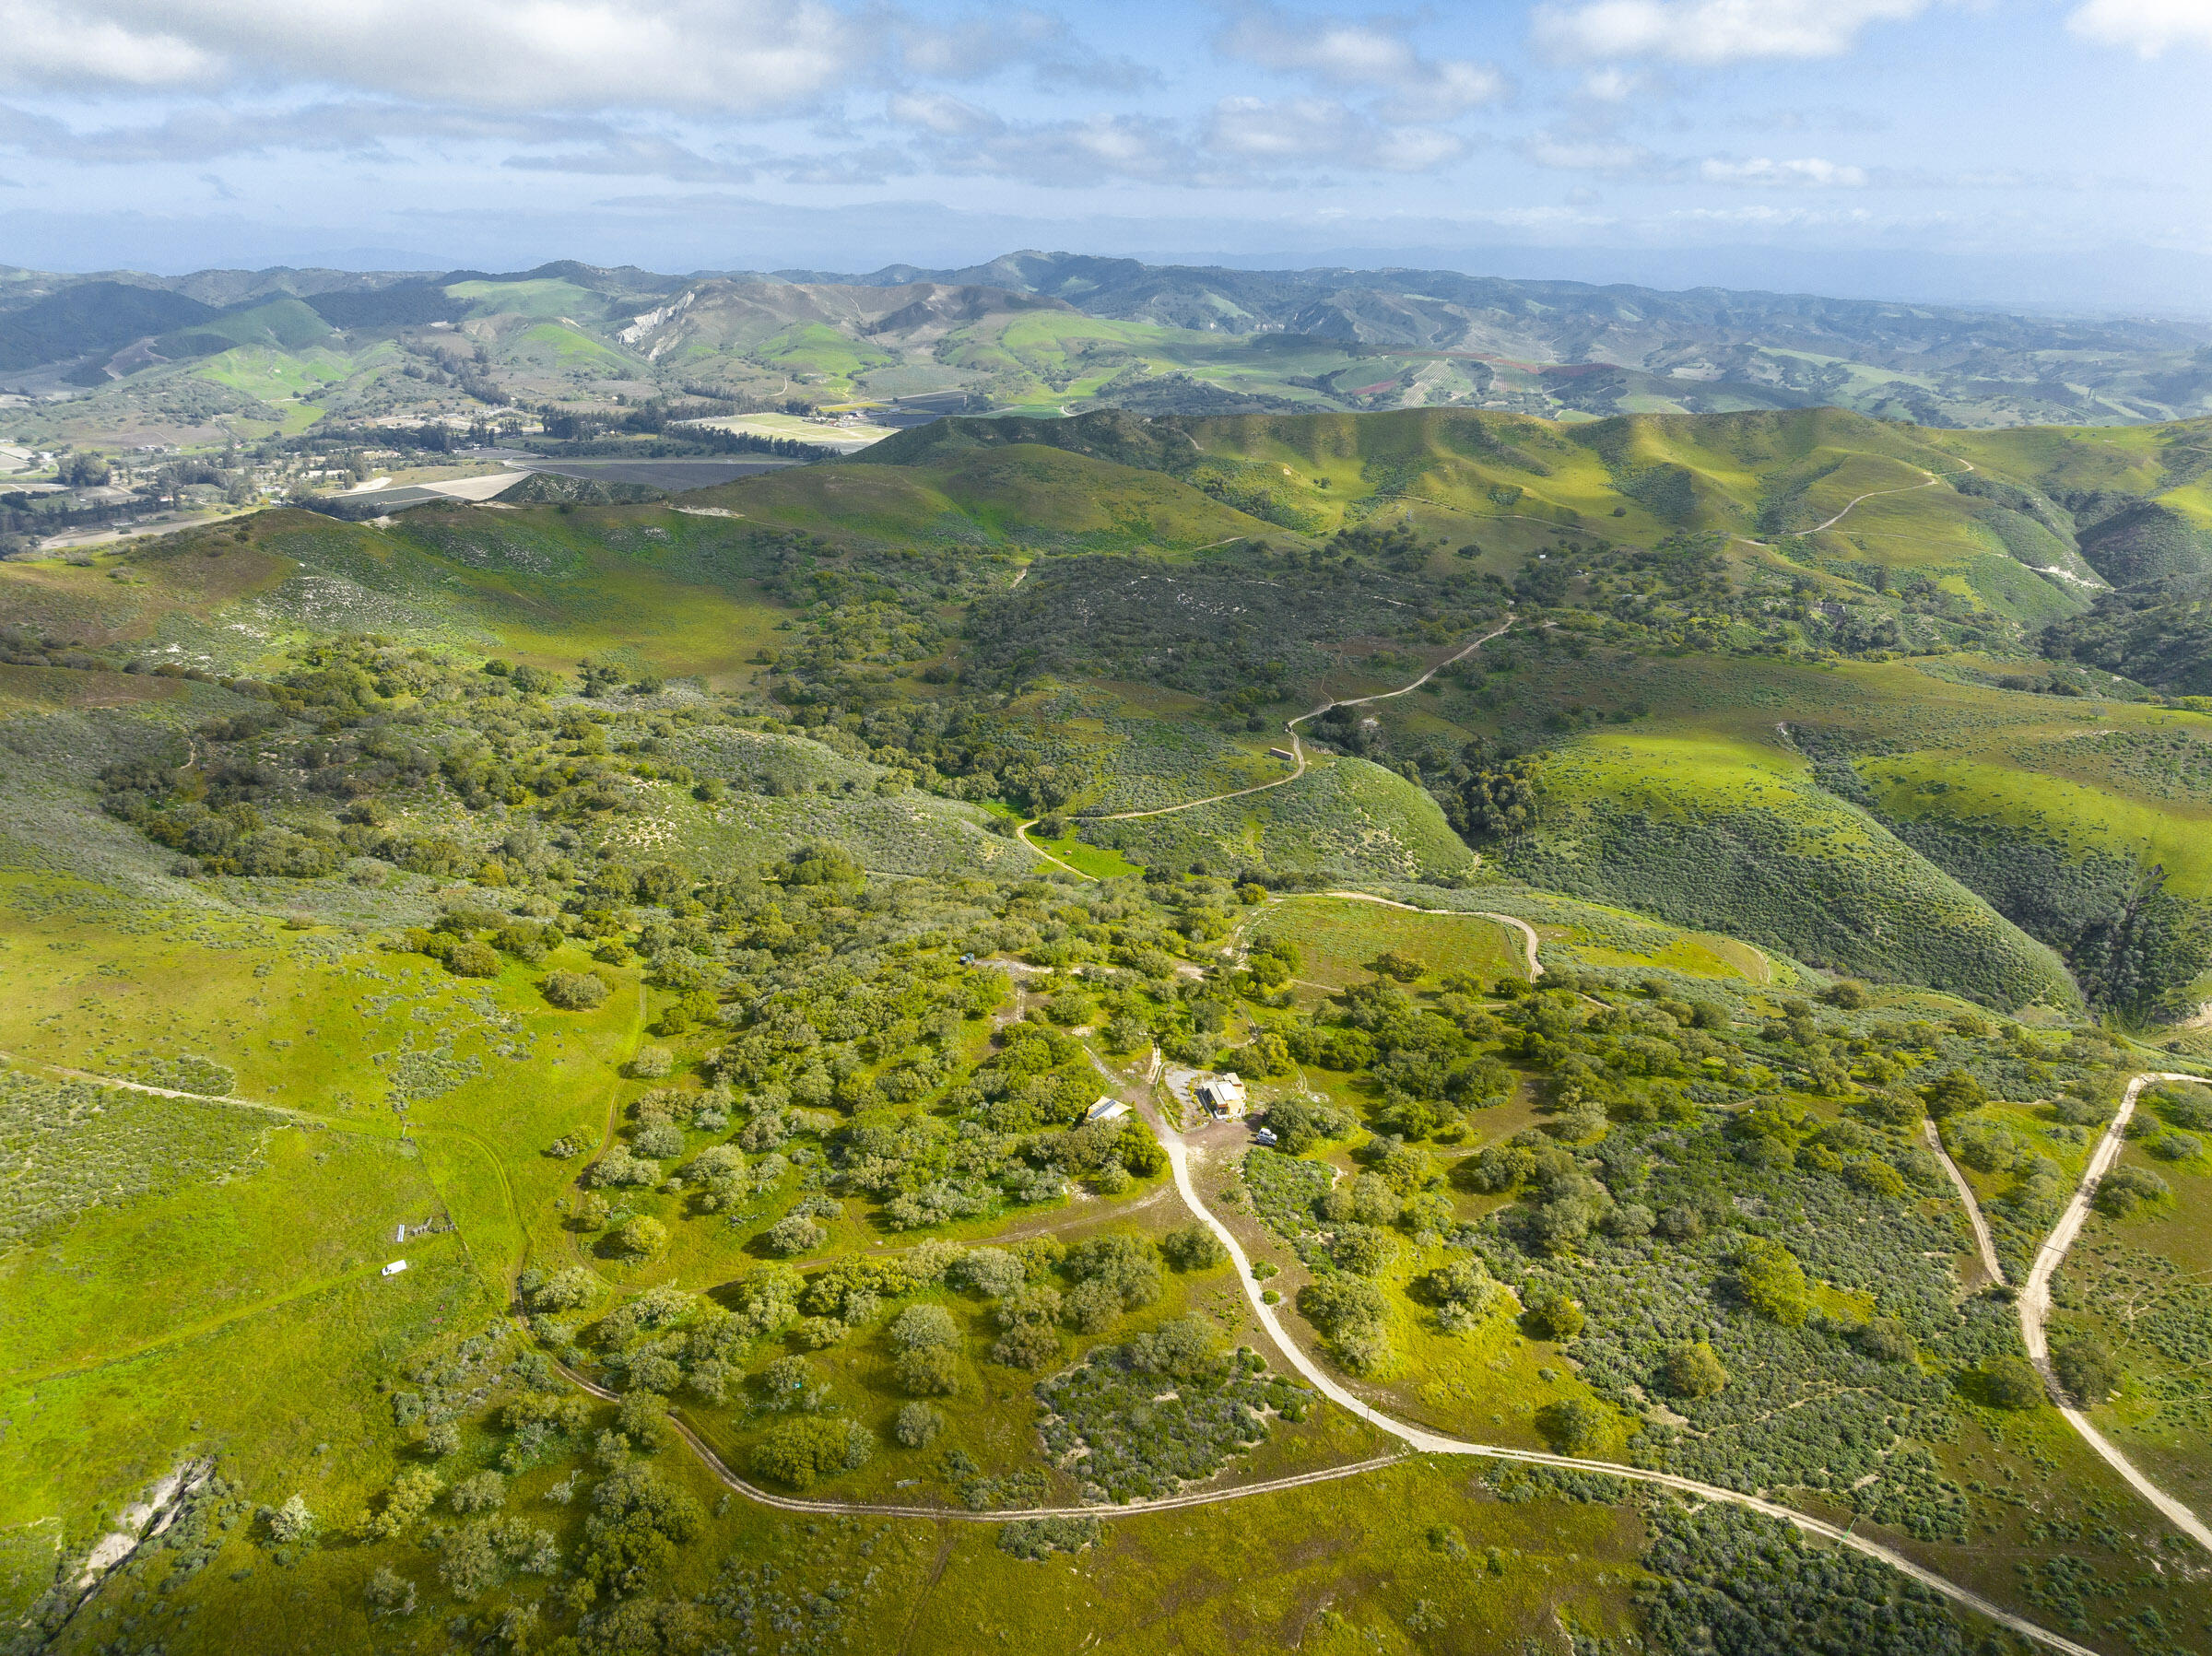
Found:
[447,278,616,324]
[504,321,641,374]
[1498,727,2077,1011]
[11,403,2212,1654]
[1084,755,1478,887]
[1249,897,1526,992]
[2047,1082,2212,1518]
[796,411,2212,1017]
[0,1110,441,1380]
[709,441,1282,554]
[0,506,791,687]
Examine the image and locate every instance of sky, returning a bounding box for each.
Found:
[4,0,2212,311]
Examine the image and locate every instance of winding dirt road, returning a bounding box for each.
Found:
[1924,1118,2005,1286]
[1806,463,1974,534]
[1014,614,1514,878]
[18,956,2134,1645]
[1108,615,1517,825]
[559,1349,1405,1522]
[1737,461,1976,549]
[2017,1071,2212,1554]
[1308,889,1545,981]
[1127,1094,2097,1655]
[528,1049,2099,1652]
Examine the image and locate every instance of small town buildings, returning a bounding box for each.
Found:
[1085,1097,1130,1122]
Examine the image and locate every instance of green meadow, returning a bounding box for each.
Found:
[4,404,2212,1654]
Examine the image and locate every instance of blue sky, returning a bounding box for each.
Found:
[2,0,2209,309]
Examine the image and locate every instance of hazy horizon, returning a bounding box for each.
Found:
[6,1,2211,316]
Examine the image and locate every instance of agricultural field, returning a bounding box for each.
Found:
[5,403,2212,1656]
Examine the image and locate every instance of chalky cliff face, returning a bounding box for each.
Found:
[2,403,2210,1656]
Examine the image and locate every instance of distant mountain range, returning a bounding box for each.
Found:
[5,252,2210,451]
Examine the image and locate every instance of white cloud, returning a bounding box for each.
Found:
[1206,96,1468,170]
[0,0,873,112]
[1578,66,1653,101]
[1701,155,1869,186]
[887,92,998,138]
[1531,0,1934,65]
[2067,0,2212,54]
[888,99,1205,186]
[1217,5,1507,118]
[962,115,1198,185]
[1364,124,1471,171]
[1521,131,1660,175]
[1206,95,1357,160]
[772,147,916,186]
[896,9,1156,90]
[504,135,757,182]
[0,100,597,164]
[0,2,222,88]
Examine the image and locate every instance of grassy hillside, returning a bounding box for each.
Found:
[839,408,2212,1019]
[1497,728,2077,1011]
[15,257,2212,457]
[10,404,2212,1655]
[715,441,1282,553]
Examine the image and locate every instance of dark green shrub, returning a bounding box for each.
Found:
[1330,1222,1396,1275]
[1919,1070,1987,1119]
[894,1403,944,1447]
[990,1321,1062,1369]
[1660,1342,1728,1400]
[1535,1398,1606,1455]
[1161,1223,1227,1271]
[1854,1317,1915,1363]
[888,1303,959,1351]
[763,1215,829,1255]
[1974,1357,2044,1411]
[749,1418,872,1489]
[1262,1096,1356,1155]
[2095,1163,2170,1216]
[1298,1275,1391,1373]
[1523,1290,1584,1341]
[2052,1334,2119,1405]
[445,940,500,978]
[544,969,609,1010]
[1735,1239,1811,1326]
[893,1345,960,1396]
[999,1515,1102,1560]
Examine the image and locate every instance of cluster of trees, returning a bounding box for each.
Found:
[1230,941,2150,1544]
[1037,1320,1309,1502]
[95,636,735,885]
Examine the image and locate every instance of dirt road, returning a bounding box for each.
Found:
[1101,615,1515,825]
[1134,1094,2096,1655]
[2018,1070,2212,1554]
[1924,1118,2005,1286]
[1308,889,1545,981]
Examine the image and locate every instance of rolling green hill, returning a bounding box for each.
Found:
[8,254,2212,456]
[8,401,2212,1656]
[842,407,2212,1018]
